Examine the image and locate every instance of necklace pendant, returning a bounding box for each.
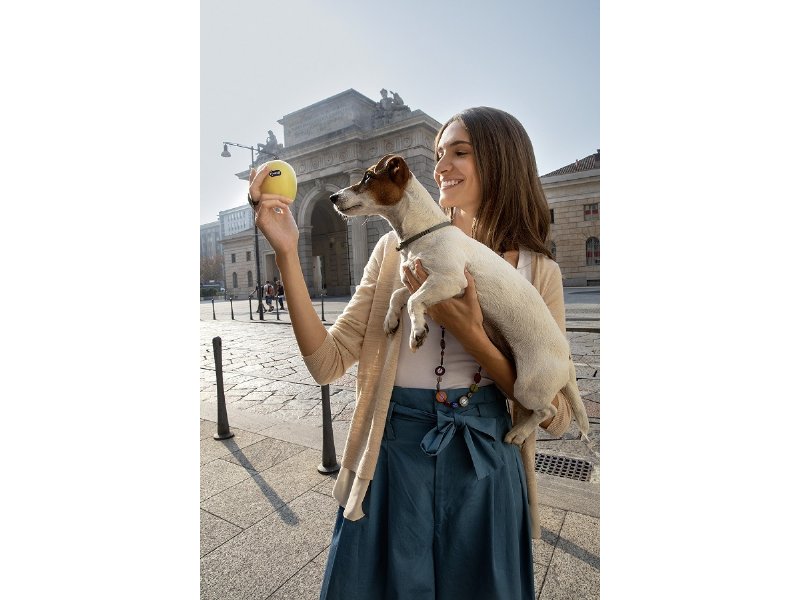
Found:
[458,395,470,407]
[435,390,448,403]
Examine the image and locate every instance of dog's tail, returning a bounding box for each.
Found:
[563,360,590,437]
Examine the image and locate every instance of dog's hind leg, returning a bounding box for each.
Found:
[563,361,590,436]
[504,407,554,446]
[384,287,410,336]
[505,359,557,444]
[504,412,540,447]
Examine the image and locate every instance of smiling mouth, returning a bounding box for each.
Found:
[440,180,463,190]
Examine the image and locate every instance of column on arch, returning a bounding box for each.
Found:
[347,170,369,294]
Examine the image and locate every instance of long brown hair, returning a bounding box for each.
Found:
[434,107,553,259]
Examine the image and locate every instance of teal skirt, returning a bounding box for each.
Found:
[320,385,534,599]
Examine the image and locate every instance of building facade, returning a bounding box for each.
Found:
[542,150,600,287]
[200,221,225,287]
[200,221,222,260]
[222,89,442,298]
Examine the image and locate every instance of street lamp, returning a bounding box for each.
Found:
[220,140,279,320]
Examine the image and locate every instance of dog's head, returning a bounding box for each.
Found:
[329,154,411,219]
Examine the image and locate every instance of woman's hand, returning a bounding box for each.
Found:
[402,259,484,341]
[249,167,299,256]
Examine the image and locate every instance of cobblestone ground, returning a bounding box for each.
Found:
[568,331,601,419]
[200,320,358,430]
[200,302,599,427]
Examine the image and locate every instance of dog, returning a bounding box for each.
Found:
[329,154,590,444]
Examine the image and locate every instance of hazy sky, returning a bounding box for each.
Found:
[200,0,599,224]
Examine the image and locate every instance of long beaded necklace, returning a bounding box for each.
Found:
[433,214,503,409]
[434,326,482,408]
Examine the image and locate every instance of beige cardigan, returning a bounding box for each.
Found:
[303,232,575,539]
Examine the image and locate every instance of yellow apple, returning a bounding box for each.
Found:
[258,160,297,201]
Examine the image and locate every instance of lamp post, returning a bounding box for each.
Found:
[220,141,279,321]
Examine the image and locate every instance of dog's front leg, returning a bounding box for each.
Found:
[384,286,410,336]
[406,274,466,351]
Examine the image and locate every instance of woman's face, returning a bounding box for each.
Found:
[434,121,481,215]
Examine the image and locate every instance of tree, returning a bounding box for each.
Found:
[200,255,224,284]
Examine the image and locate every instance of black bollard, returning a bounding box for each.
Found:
[211,297,216,320]
[230,298,234,320]
[320,291,326,322]
[212,336,234,440]
[249,297,253,320]
[275,294,281,321]
[318,384,340,474]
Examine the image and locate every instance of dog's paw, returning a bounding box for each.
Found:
[581,431,601,458]
[383,312,400,336]
[409,322,429,352]
[504,421,538,447]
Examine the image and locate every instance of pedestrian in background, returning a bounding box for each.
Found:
[264,281,274,311]
[276,280,285,310]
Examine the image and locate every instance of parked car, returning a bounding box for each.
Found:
[200,283,225,298]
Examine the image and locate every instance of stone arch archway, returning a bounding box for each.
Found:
[297,183,342,228]
[297,185,352,296]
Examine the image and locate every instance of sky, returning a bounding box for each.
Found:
[200,0,599,224]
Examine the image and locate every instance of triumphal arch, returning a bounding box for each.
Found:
[242,89,442,296]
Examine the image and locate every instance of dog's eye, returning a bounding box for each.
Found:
[364,172,372,182]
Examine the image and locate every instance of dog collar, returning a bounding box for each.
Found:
[395,222,453,251]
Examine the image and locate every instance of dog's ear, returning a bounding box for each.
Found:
[385,155,410,187]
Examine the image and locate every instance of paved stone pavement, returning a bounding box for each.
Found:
[200,295,600,599]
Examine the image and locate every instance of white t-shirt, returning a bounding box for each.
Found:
[393,248,533,389]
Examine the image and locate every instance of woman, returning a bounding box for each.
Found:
[250,107,577,600]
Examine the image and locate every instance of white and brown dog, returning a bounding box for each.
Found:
[330,154,589,443]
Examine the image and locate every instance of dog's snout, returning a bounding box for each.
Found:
[330,192,340,204]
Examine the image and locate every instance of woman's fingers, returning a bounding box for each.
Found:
[463,269,476,296]
[249,173,262,200]
[402,266,418,292]
[255,198,290,229]
[249,166,277,204]
[403,259,429,293]
[253,194,293,213]
[413,260,429,283]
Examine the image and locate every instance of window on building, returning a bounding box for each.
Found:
[232,272,239,288]
[550,209,554,224]
[246,251,252,261]
[584,203,599,220]
[550,241,557,260]
[247,271,253,287]
[586,237,600,266]
[231,253,236,263]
